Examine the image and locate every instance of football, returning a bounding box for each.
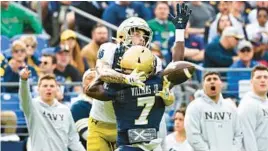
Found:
[163,61,195,85]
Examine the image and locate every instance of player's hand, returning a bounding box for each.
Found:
[124,67,146,89]
[156,76,175,106]
[170,2,192,29]
[19,66,31,81]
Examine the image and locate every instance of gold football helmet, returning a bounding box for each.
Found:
[120,45,155,76]
[116,17,153,48]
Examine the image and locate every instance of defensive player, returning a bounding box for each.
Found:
[83,69,117,151]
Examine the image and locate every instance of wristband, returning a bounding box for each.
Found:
[175,29,185,42]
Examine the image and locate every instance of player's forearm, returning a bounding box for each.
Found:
[85,84,111,101]
[96,60,127,84]
[172,41,185,61]
[98,68,127,84]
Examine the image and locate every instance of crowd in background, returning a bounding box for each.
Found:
[0,1,268,148]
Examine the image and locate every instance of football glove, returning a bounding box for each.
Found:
[124,68,146,89]
[170,2,192,29]
[156,76,175,106]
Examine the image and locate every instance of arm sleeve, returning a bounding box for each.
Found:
[205,45,233,67]
[96,43,116,66]
[184,102,210,151]
[70,103,89,141]
[67,111,86,151]
[21,8,43,34]
[19,79,34,118]
[238,102,258,151]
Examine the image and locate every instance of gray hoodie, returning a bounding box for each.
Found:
[19,80,85,151]
[238,91,268,151]
[185,90,243,151]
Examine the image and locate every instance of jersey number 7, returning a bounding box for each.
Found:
[135,96,155,125]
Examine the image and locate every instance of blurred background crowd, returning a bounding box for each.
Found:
[0,1,268,149]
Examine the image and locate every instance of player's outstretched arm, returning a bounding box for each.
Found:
[170,2,192,61]
[96,60,145,89]
[84,83,111,101]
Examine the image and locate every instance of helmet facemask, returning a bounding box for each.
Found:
[123,25,152,48]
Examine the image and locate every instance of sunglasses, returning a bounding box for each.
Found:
[13,49,25,53]
[240,47,251,53]
[26,44,36,49]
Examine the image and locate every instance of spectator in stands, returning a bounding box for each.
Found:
[207,1,244,43]
[81,24,109,68]
[3,40,37,93]
[185,72,243,150]
[102,1,151,27]
[61,29,89,75]
[250,32,268,66]
[227,40,258,99]
[163,107,193,151]
[1,1,43,38]
[204,27,243,68]
[20,35,40,73]
[230,1,249,24]
[246,7,268,40]
[39,53,65,82]
[72,1,108,39]
[187,1,215,35]
[206,14,232,43]
[19,70,85,151]
[0,111,20,141]
[248,1,268,24]
[148,1,175,63]
[54,44,82,93]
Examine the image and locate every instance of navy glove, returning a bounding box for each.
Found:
[170,3,192,29]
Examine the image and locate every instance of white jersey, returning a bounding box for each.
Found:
[19,80,85,151]
[163,132,193,151]
[97,42,163,73]
[184,90,243,151]
[238,91,268,151]
[90,99,116,123]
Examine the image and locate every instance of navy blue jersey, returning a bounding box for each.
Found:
[106,74,165,146]
[70,100,92,148]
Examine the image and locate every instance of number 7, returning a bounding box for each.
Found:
[135,96,155,125]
